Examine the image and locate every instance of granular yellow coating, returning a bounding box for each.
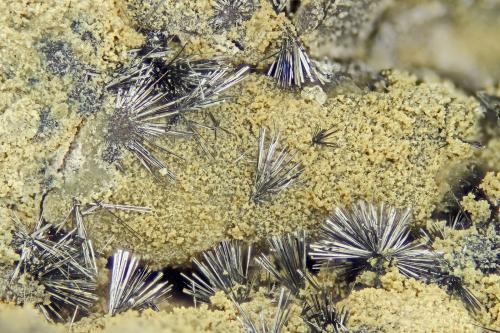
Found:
[451,265,500,328]
[461,193,492,223]
[0,208,17,266]
[341,270,480,332]
[0,301,245,333]
[481,172,500,201]
[72,306,244,333]
[480,137,500,172]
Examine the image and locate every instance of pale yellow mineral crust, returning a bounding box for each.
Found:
[72,306,244,333]
[342,270,481,332]
[0,208,17,266]
[481,172,500,201]
[461,193,492,223]
[0,303,65,333]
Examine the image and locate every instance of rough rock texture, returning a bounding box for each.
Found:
[0,0,498,332]
[368,0,500,92]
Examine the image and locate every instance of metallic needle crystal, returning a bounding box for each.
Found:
[310,201,438,280]
[10,208,98,323]
[103,46,249,179]
[311,126,338,147]
[267,34,328,88]
[182,240,254,304]
[302,290,349,333]
[108,249,171,315]
[257,230,308,295]
[251,127,304,203]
